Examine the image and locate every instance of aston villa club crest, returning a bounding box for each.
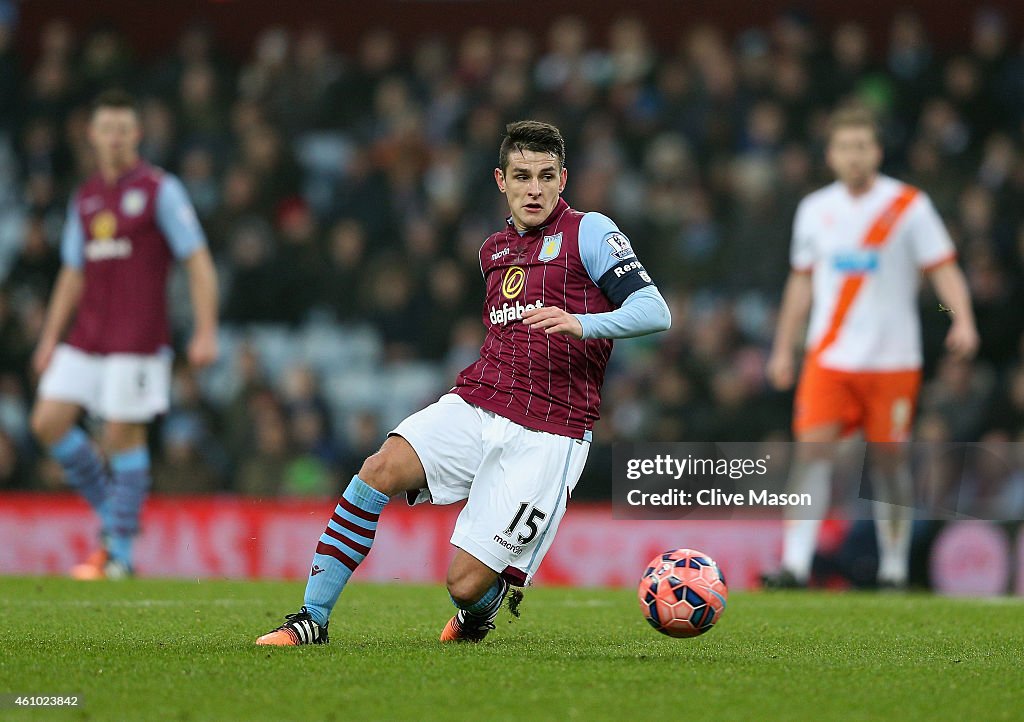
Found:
[121,189,147,217]
[539,232,562,262]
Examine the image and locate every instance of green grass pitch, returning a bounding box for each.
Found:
[1,577,1021,721]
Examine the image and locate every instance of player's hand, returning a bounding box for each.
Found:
[522,306,584,339]
[766,348,796,391]
[32,335,58,377]
[188,328,219,368]
[944,319,979,359]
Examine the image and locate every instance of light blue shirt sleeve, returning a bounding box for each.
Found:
[156,174,207,260]
[61,196,85,269]
[575,285,671,339]
[572,211,669,338]
[578,211,630,283]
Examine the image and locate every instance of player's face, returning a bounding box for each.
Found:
[495,150,567,231]
[826,126,882,191]
[88,107,141,169]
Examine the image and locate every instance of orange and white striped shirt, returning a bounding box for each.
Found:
[791,175,956,372]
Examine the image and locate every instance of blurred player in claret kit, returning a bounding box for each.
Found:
[30,90,219,580]
[762,106,979,590]
[257,120,671,645]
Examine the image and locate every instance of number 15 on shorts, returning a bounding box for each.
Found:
[504,503,547,545]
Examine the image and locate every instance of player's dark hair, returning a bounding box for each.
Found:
[827,104,881,144]
[499,120,566,173]
[91,88,139,117]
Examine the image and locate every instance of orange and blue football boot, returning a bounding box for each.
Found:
[256,607,329,646]
[440,586,523,642]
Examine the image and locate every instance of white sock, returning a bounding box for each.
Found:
[873,465,913,584]
[781,459,832,582]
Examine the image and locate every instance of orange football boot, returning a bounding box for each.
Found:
[70,548,109,580]
[440,584,522,642]
[439,612,496,643]
[256,607,329,646]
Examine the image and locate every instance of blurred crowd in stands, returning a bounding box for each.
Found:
[1,4,1023,497]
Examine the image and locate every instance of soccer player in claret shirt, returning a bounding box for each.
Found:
[30,90,219,579]
[761,106,978,590]
[257,120,671,645]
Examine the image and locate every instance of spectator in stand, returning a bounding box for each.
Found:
[0,11,1020,501]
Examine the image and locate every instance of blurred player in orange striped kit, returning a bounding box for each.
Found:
[762,106,979,589]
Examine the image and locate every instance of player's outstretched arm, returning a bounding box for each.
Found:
[522,305,585,338]
[35,197,88,376]
[565,212,671,340]
[33,267,84,376]
[767,270,812,391]
[155,174,217,367]
[927,261,979,359]
[522,286,672,340]
[528,285,671,340]
[184,246,219,368]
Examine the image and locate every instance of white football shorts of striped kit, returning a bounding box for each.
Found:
[38,343,172,422]
[391,393,591,585]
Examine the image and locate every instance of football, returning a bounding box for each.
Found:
[638,548,728,638]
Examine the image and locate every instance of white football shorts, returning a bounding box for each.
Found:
[390,393,591,585]
[38,343,173,422]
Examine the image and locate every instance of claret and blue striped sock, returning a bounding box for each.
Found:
[106,446,152,566]
[303,475,389,627]
[50,428,111,530]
